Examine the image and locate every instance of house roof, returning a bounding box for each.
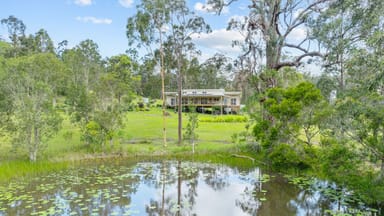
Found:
[165,89,241,97]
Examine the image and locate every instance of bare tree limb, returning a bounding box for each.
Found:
[284,43,308,53]
[276,51,324,70]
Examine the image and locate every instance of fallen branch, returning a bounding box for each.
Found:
[231,154,255,163]
[231,154,267,165]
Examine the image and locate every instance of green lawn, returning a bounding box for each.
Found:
[8,108,246,160]
[122,108,246,144]
[0,108,248,181]
[0,108,247,160]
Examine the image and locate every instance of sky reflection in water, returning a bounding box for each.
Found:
[0,160,349,216]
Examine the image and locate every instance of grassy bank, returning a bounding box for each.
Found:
[0,160,70,184]
[0,108,248,182]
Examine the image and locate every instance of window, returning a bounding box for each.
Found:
[171,98,175,106]
[182,98,188,104]
[231,98,237,105]
[201,98,208,104]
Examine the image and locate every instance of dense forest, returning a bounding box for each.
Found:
[1,0,384,208]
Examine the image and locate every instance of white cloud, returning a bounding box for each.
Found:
[118,0,134,8]
[289,27,307,41]
[293,9,304,19]
[76,16,112,24]
[194,1,229,14]
[194,2,206,11]
[74,0,92,6]
[191,28,244,57]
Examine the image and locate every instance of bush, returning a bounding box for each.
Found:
[268,143,303,169]
[199,115,248,123]
[82,121,103,152]
[319,137,361,183]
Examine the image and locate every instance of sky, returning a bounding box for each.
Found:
[0,0,252,61]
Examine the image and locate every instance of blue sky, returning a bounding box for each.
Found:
[0,0,253,61]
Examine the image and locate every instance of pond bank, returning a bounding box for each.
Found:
[0,142,253,184]
[0,157,378,216]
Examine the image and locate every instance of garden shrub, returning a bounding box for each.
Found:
[268,143,303,169]
[199,115,248,123]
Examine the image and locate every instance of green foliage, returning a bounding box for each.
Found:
[0,41,11,57]
[183,112,199,150]
[199,115,248,123]
[253,81,326,150]
[82,121,104,152]
[253,119,278,149]
[5,53,64,161]
[268,144,304,169]
[318,137,361,183]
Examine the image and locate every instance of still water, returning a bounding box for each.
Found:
[0,160,373,215]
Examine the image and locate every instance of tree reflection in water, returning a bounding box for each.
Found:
[0,160,367,216]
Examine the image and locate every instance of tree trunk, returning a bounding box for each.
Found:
[177,71,182,145]
[192,140,195,154]
[29,149,37,162]
[161,162,166,216]
[30,126,39,162]
[177,161,182,216]
[159,27,167,147]
[177,47,183,145]
[380,158,384,180]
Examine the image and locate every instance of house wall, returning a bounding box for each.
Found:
[165,96,176,107]
[165,90,241,112]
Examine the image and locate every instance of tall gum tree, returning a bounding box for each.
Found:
[312,0,384,92]
[5,53,63,161]
[127,0,173,147]
[127,0,210,145]
[208,0,331,89]
[166,0,211,145]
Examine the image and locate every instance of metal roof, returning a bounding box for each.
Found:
[165,89,241,97]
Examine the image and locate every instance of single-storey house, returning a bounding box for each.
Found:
[165,89,241,114]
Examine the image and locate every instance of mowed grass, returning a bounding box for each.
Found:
[1,108,247,160]
[123,108,246,144]
[0,108,247,182]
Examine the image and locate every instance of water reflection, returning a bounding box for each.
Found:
[0,160,368,216]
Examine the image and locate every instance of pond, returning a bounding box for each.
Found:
[0,159,376,216]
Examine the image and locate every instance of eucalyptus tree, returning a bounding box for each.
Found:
[85,54,137,151]
[30,29,55,54]
[197,53,231,89]
[5,53,64,161]
[63,40,103,146]
[164,1,211,145]
[127,0,173,147]
[106,54,138,104]
[127,0,210,145]
[331,31,384,180]
[183,112,199,154]
[138,56,162,98]
[87,74,124,152]
[1,15,26,57]
[312,0,384,92]
[207,0,331,89]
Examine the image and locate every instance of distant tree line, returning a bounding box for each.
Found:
[0,13,235,161]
